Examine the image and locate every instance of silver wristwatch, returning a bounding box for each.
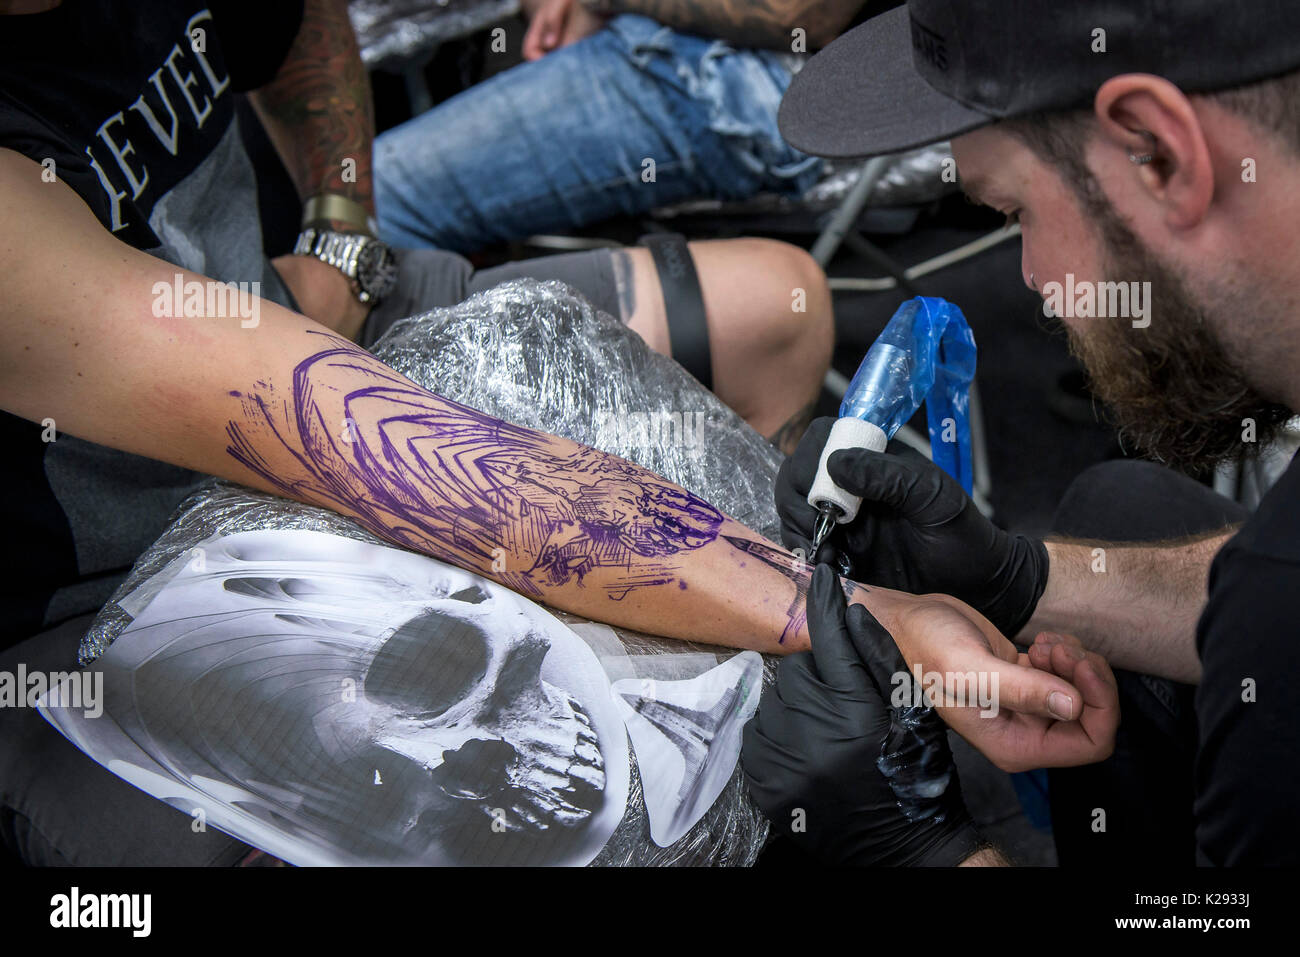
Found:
[292,227,399,305]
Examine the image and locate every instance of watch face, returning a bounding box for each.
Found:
[356,241,399,302]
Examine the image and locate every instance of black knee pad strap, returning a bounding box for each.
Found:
[639,232,713,391]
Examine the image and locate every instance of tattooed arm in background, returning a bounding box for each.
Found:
[579,0,865,49]
[1,147,1103,772]
[246,0,377,340]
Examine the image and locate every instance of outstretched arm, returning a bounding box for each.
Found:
[2,149,1102,775]
[1021,534,1234,684]
[223,330,832,651]
[0,147,841,654]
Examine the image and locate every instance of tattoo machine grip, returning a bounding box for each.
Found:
[807,297,977,529]
[808,418,888,524]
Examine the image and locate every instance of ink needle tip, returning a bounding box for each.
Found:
[811,504,841,557]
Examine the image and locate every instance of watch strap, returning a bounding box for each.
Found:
[293,227,365,280]
[301,193,373,235]
[293,227,396,305]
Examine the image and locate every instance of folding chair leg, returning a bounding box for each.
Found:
[810,156,891,268]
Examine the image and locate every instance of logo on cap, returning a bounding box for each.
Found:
[910,15,949,72]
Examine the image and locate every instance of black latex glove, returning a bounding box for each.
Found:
[741,565,984,867]
[776,416,1049,637]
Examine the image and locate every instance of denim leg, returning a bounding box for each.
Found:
[374,16,820,253]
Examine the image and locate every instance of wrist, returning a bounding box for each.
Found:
[272,254,372,339]
[983,535,1049,639]
[846,584,908,641]
[908,813,985,867]
[959,844,1009,866]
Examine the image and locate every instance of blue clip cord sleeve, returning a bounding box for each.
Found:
[836,296,977,493]
[915,297,977,494]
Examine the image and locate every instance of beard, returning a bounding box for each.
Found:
[1060,204,1292,475]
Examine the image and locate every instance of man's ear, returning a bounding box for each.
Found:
[1093,74,1215,230]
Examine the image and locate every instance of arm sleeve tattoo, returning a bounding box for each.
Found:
[227,335,727,602]
[247,0,375,213]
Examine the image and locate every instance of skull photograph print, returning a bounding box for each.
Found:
[39,530,630,866]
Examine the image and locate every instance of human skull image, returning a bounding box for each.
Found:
[102,530,628,866]
[359,585,607,838]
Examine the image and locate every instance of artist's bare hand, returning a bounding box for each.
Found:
[876,592,1116,771]
[522,0,607,60]
[1007,631,1120,769]
[271,254,371,341]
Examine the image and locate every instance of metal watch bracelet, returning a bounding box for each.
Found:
[292,228,395,305]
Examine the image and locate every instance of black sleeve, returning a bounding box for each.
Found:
[0,96,111,228]
[208,0,307,92]
[1194,547,1300,865]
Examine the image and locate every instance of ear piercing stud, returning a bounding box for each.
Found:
[1129,131,1157,165]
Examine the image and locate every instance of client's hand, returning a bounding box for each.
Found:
[874,588,1119,772]
[271,254,372,341]
[743,565,984,866]
[522,0,607,61]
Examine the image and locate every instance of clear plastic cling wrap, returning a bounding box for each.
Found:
[79,279,785,866]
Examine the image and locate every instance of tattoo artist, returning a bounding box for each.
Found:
[743,0,1300,867]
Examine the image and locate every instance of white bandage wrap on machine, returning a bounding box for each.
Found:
[807,417,889,525]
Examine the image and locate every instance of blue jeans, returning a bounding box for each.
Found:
[374,15,822,253]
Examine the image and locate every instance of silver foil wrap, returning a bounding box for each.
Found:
[349,0,520,69]
[654,142,957,220]
[804,144,958,209]
[80,279,784,866]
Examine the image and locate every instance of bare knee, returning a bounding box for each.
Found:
[695,237,832,364]
[755,240,833,367]
[691,238,833,443]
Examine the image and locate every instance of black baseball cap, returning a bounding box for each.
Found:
[779,0,1300,158]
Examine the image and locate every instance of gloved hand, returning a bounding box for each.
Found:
[776,417,1049,637]
[741,564,985,866]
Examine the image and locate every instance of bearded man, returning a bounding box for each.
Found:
[743,0,1300,867]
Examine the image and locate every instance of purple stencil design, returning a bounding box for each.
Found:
[719,537,865,645]
[722,535,809,644]
[227,343,723,598]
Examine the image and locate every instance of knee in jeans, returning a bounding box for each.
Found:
[1054,460,1156,530]
[1062,460,1164,502]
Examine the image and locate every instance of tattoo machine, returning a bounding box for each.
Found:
[808,296,977,554]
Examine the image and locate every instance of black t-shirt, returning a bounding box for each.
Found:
[1195,451,1300,864]
[0,0,302,648]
